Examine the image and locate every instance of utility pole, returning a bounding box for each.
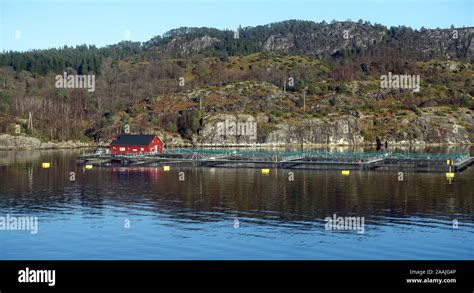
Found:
[28,112,33,132]
[303,87,307,112]
[199,96,203,119]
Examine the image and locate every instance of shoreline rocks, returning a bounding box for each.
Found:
[2,107,473,150]
[0,132,472,151]
[197,110,473,146]
[0,134,97,150]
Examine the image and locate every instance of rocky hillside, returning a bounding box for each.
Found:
[115,79,474,147]
[143,20,473,60]
[0,20,473,148]
[198,109,472,146]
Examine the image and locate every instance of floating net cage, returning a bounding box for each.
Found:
[164,148,470,163]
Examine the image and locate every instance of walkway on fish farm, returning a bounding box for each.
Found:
[77,149,474,173]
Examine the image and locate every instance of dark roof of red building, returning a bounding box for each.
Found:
[110,134,157,146]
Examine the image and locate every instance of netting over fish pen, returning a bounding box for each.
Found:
[164,148,387,162]
[164,148,470,163]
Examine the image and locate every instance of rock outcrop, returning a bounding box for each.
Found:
[0,134,95,150]
[144,21,473,60]
[198,110,473,146]
[164,35,220,55]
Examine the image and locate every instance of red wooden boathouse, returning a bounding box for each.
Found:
[110,134,164,155]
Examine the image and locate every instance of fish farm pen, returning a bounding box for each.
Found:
[76,149,474,173]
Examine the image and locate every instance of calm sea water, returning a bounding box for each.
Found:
[0,147,473,260]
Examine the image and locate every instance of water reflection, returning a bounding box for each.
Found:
[0,148,473,259]
[1,149,472,225]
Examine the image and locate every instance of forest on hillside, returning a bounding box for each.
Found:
[0,20,472,144]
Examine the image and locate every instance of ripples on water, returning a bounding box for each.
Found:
[0,148,473,260]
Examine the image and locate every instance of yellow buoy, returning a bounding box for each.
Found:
[41,162,51,169]
[341,170,350,176]
[163,165,170,171]
[445,172,455,178]
[261,168,270,174]
[85,164,93,170]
